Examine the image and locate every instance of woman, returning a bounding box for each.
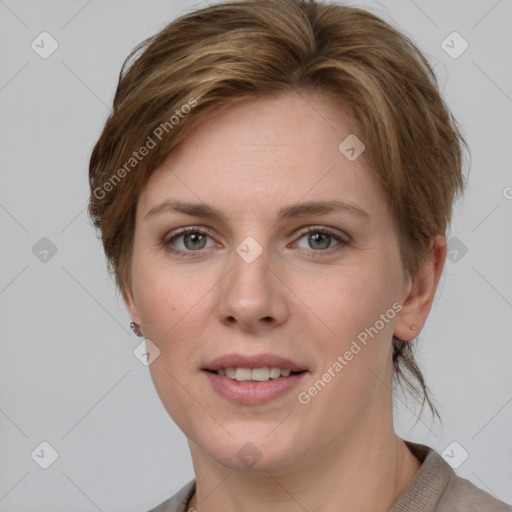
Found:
[88,0,511,510]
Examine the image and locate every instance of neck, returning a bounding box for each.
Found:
[187,423,421,512]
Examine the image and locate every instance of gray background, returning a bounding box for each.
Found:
[1,0,511,510]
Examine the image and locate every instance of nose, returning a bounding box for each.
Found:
[216,241,290,333]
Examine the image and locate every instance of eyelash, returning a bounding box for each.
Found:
[162,226,349,258]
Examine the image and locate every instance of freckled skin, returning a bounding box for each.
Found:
[124,91,445,512]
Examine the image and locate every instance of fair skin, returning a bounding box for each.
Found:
[124,91,446,512]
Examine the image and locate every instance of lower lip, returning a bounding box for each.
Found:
[203,371,307,405]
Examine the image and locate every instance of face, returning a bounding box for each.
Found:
[126,91,412,473]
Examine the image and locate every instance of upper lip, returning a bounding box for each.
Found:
[203,353,306,372]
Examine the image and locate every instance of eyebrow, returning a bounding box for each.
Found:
[145,199,369,225]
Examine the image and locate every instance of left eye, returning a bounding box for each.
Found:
[293,228,346,251]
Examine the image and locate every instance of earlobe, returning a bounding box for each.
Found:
[393,235,447,341]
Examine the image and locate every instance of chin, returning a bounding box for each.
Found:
[194,426,307,473]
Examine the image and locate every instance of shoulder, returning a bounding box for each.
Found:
[390,441,511,511]
[439,472,512,511]
[146,480,196,512]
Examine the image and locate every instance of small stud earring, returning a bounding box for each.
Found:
[410,326,417,331]
[130,322,144,337]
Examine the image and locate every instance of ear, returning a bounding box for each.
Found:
[393,234,447,341]
[123,285,141,326]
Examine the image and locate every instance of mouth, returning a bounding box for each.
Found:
[204,367,305,381]
[203,352,307,377]
[202,353,308,404]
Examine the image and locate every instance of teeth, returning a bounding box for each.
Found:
[216,366,297,381]
[269,367,281,379]
[235,368,252,381]
[251,367,270,381]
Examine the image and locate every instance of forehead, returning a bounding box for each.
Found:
[138,91,384,222]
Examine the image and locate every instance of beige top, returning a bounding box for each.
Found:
[147,442,511,511]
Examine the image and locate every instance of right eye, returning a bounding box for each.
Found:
[163,227,217,257]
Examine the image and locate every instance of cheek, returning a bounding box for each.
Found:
[132,260,211,431]
[297,261,400,413]
[131,248,200,332]
[131,251,222,375]
[306,258,399,348]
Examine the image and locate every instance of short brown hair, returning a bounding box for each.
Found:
[88,0,467,419]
